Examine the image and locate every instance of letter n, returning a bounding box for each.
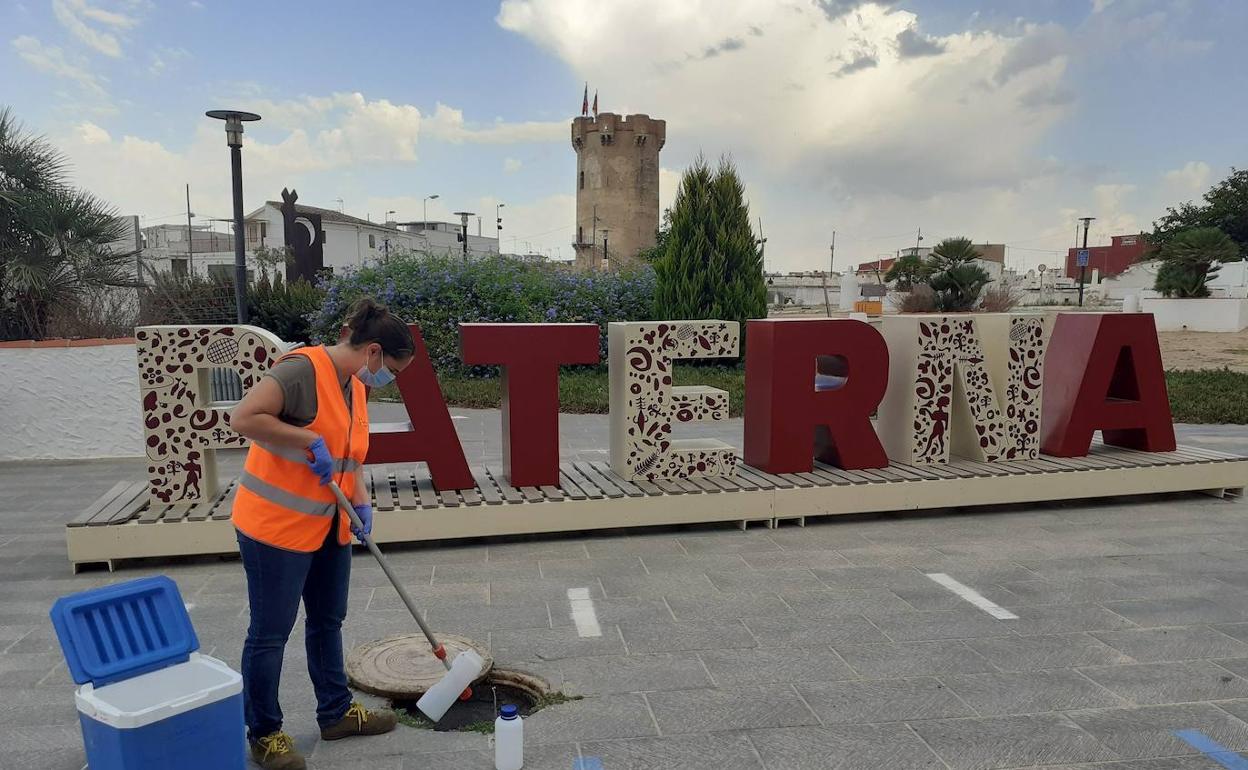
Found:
[876,314,1049,464]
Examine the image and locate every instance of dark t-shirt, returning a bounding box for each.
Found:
[264,355,353,427]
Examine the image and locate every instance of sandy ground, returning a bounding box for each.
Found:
[1159,328,1248,372]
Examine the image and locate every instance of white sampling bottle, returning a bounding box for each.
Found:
[494,703,524,770]
[416,648,486,722]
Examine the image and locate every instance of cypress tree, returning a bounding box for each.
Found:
[654,155,765,334]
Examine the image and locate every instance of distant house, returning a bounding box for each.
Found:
[393,220,500,260]
[244,202,425,275]
[1065,233,1153,279]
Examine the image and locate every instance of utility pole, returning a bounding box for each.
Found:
[185,184,194,276]
[830,230,836,272]
[1077,216,1095,307]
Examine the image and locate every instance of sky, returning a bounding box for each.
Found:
[4,0,1245,273]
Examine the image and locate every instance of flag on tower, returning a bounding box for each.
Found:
[592,90,598,117]
[581,83,588,116]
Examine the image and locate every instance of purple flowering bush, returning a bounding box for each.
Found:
[309,253,656,376]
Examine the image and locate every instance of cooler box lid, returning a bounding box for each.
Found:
[50,575,199,687]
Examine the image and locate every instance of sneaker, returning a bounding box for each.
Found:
[249,731,306,770]
[320,701,398,741]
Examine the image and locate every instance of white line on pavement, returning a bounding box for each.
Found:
[567,587,602,637]
[925,572,1018,620]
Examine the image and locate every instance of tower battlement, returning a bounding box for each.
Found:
[572,113,666,151]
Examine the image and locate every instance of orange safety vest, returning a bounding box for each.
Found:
[232,346,369,551]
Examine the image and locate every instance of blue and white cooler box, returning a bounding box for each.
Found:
[50,575,245,770]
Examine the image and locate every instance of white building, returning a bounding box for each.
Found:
[241,203,503,276]
[244,202,427,274]
[138,223,237,281]
[395,220,500,259]
[1101,259,1248,300]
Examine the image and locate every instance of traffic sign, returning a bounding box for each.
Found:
[1076,249,1090,267]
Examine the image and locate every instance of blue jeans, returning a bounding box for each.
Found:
[237,526,352,738]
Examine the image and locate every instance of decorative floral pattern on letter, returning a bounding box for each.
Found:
[608,321,739,481]
[136,325,285,504]
[911,316,1046,463]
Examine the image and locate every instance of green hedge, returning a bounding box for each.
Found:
[310,253,656,375]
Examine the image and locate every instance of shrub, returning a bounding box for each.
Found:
[978,284,1020,313]
[135,270,323,343]
[1153,227,1238,298]
[310,253,655,375]
[248,272,322,343]
[927,237,990,312]
[896,284,937,313]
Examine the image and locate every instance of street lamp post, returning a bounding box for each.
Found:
[496,202,505,244]
[1077,216,1095,307]
[423,194,439,229]
[454,211,475,259]
[205,109,261,323]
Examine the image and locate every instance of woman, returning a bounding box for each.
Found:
[229,298,413,770]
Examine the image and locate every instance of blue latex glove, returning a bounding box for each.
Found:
[351,503,373,540]
[305,436,333,485]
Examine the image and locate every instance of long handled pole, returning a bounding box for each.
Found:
[327,481,452,675]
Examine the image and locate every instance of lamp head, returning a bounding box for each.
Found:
[206,110,261,148]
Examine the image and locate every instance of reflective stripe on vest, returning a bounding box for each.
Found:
[231,345,369,552]
[255,441,362,472]
[238,470,336,517]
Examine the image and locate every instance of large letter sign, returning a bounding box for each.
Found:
[609,321,739,481]
[136,325,284,503]
[460,323,601,486]
[366,324,474,490]
[1041,313,1176,456]
[744,318,889,473]
[876,314,1048,464]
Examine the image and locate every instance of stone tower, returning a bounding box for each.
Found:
[571,113,666,270]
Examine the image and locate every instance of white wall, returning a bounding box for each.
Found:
[1141,298,1248,332]
[0,342,142,461]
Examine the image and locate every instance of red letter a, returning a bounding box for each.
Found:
[744,319,889,473]
[366,324,475,490]
[1040,313,1176,457]
[461,323,601,487]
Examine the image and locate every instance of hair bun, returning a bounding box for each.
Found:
[347,297,388,328]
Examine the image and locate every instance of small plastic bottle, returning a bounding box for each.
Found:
[494,704,524,770]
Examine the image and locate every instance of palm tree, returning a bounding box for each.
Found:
[1153,226,1238,298]
[1,107,138,339]
[926,237,990,312]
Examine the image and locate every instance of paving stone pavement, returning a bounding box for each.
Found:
[2,412,1248,769]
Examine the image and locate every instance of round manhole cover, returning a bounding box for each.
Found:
[346,633,492,699]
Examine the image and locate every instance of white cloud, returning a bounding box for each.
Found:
[503,157,523,173]
[425,103,564,144]
[495,0,1109,270]
[1162,161,1211,197]
[11,35,108,97]
[52,0,139,58]
[189,0,203,7]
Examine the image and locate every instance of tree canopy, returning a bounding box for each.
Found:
[1,107,137,340]
[1153,226,1238,298]
[653,155,766,334]
[1152,167,1248,259]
